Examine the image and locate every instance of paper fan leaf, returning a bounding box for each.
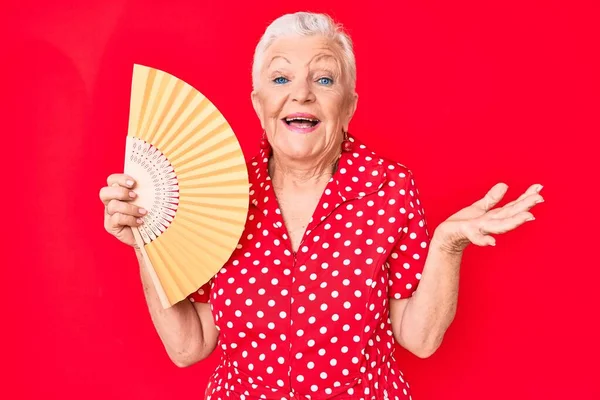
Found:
[123,63,249,309]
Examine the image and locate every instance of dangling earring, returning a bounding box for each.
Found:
[259,129,270,150]
[341,129,353,152]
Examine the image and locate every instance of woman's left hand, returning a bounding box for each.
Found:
[433,182,544,254]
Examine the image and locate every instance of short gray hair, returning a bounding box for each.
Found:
[251,12,356,92]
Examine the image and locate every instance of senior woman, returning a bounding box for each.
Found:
[99,12,543,400]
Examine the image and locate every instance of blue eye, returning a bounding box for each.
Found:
[318,77,333,85]
[273,77,289,84]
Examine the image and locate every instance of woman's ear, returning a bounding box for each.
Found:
[251,90,265,129]
[343,92,359,132]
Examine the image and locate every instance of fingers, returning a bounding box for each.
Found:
[503,184,543,208]
[473,183,509,212]
[495,193,543,220]
[480,211,535,235]
[107,212,145,229]
[446,183,544,249]
[492,184,544,220]
[106,199,147,217]
[107,174,136,188]
[467,230,496,247]
[99,185,138,205]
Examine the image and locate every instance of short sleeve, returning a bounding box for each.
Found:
[387,169,431,300]
[187,278,213,303]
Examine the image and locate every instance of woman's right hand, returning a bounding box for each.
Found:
[99,173,147,249]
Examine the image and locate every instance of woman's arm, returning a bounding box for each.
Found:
[137,249,219,367]
[390,182,543,358]
[389,232,462,358]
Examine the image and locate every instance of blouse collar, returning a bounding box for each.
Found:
[248,133,389,214]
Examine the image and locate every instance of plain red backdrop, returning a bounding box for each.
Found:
[1,0,598,399]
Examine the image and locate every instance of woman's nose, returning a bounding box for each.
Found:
[291,79,316,103]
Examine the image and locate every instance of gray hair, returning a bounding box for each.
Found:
[251,12,357,92]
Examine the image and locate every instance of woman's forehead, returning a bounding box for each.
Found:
[265,36,342,67]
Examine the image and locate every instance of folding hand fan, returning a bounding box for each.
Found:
[123,63,249,309]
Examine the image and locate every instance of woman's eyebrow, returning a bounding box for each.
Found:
[310,54,342,75]
[310,53,338,65]
[267,56,291,69]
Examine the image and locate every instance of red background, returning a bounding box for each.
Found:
[2,0,598,399]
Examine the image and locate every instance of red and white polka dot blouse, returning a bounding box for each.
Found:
[188,134,431,400]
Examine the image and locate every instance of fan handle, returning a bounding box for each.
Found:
[131,227,172,309]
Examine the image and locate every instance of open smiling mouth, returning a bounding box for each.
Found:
[282,115,321,133]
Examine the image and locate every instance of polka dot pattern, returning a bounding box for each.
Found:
[188,134,430,399]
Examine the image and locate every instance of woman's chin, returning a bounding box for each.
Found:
[283,148,314,161]
[276,142,320,162]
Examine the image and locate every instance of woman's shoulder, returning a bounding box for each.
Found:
[349,134,416,187]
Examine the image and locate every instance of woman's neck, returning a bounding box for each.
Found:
[268,151,340,190]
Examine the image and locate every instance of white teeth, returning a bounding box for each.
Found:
[285,117,319,123]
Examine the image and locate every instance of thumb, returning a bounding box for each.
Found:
[475,183,508,211]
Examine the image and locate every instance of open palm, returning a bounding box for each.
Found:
[435,183,544,253]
